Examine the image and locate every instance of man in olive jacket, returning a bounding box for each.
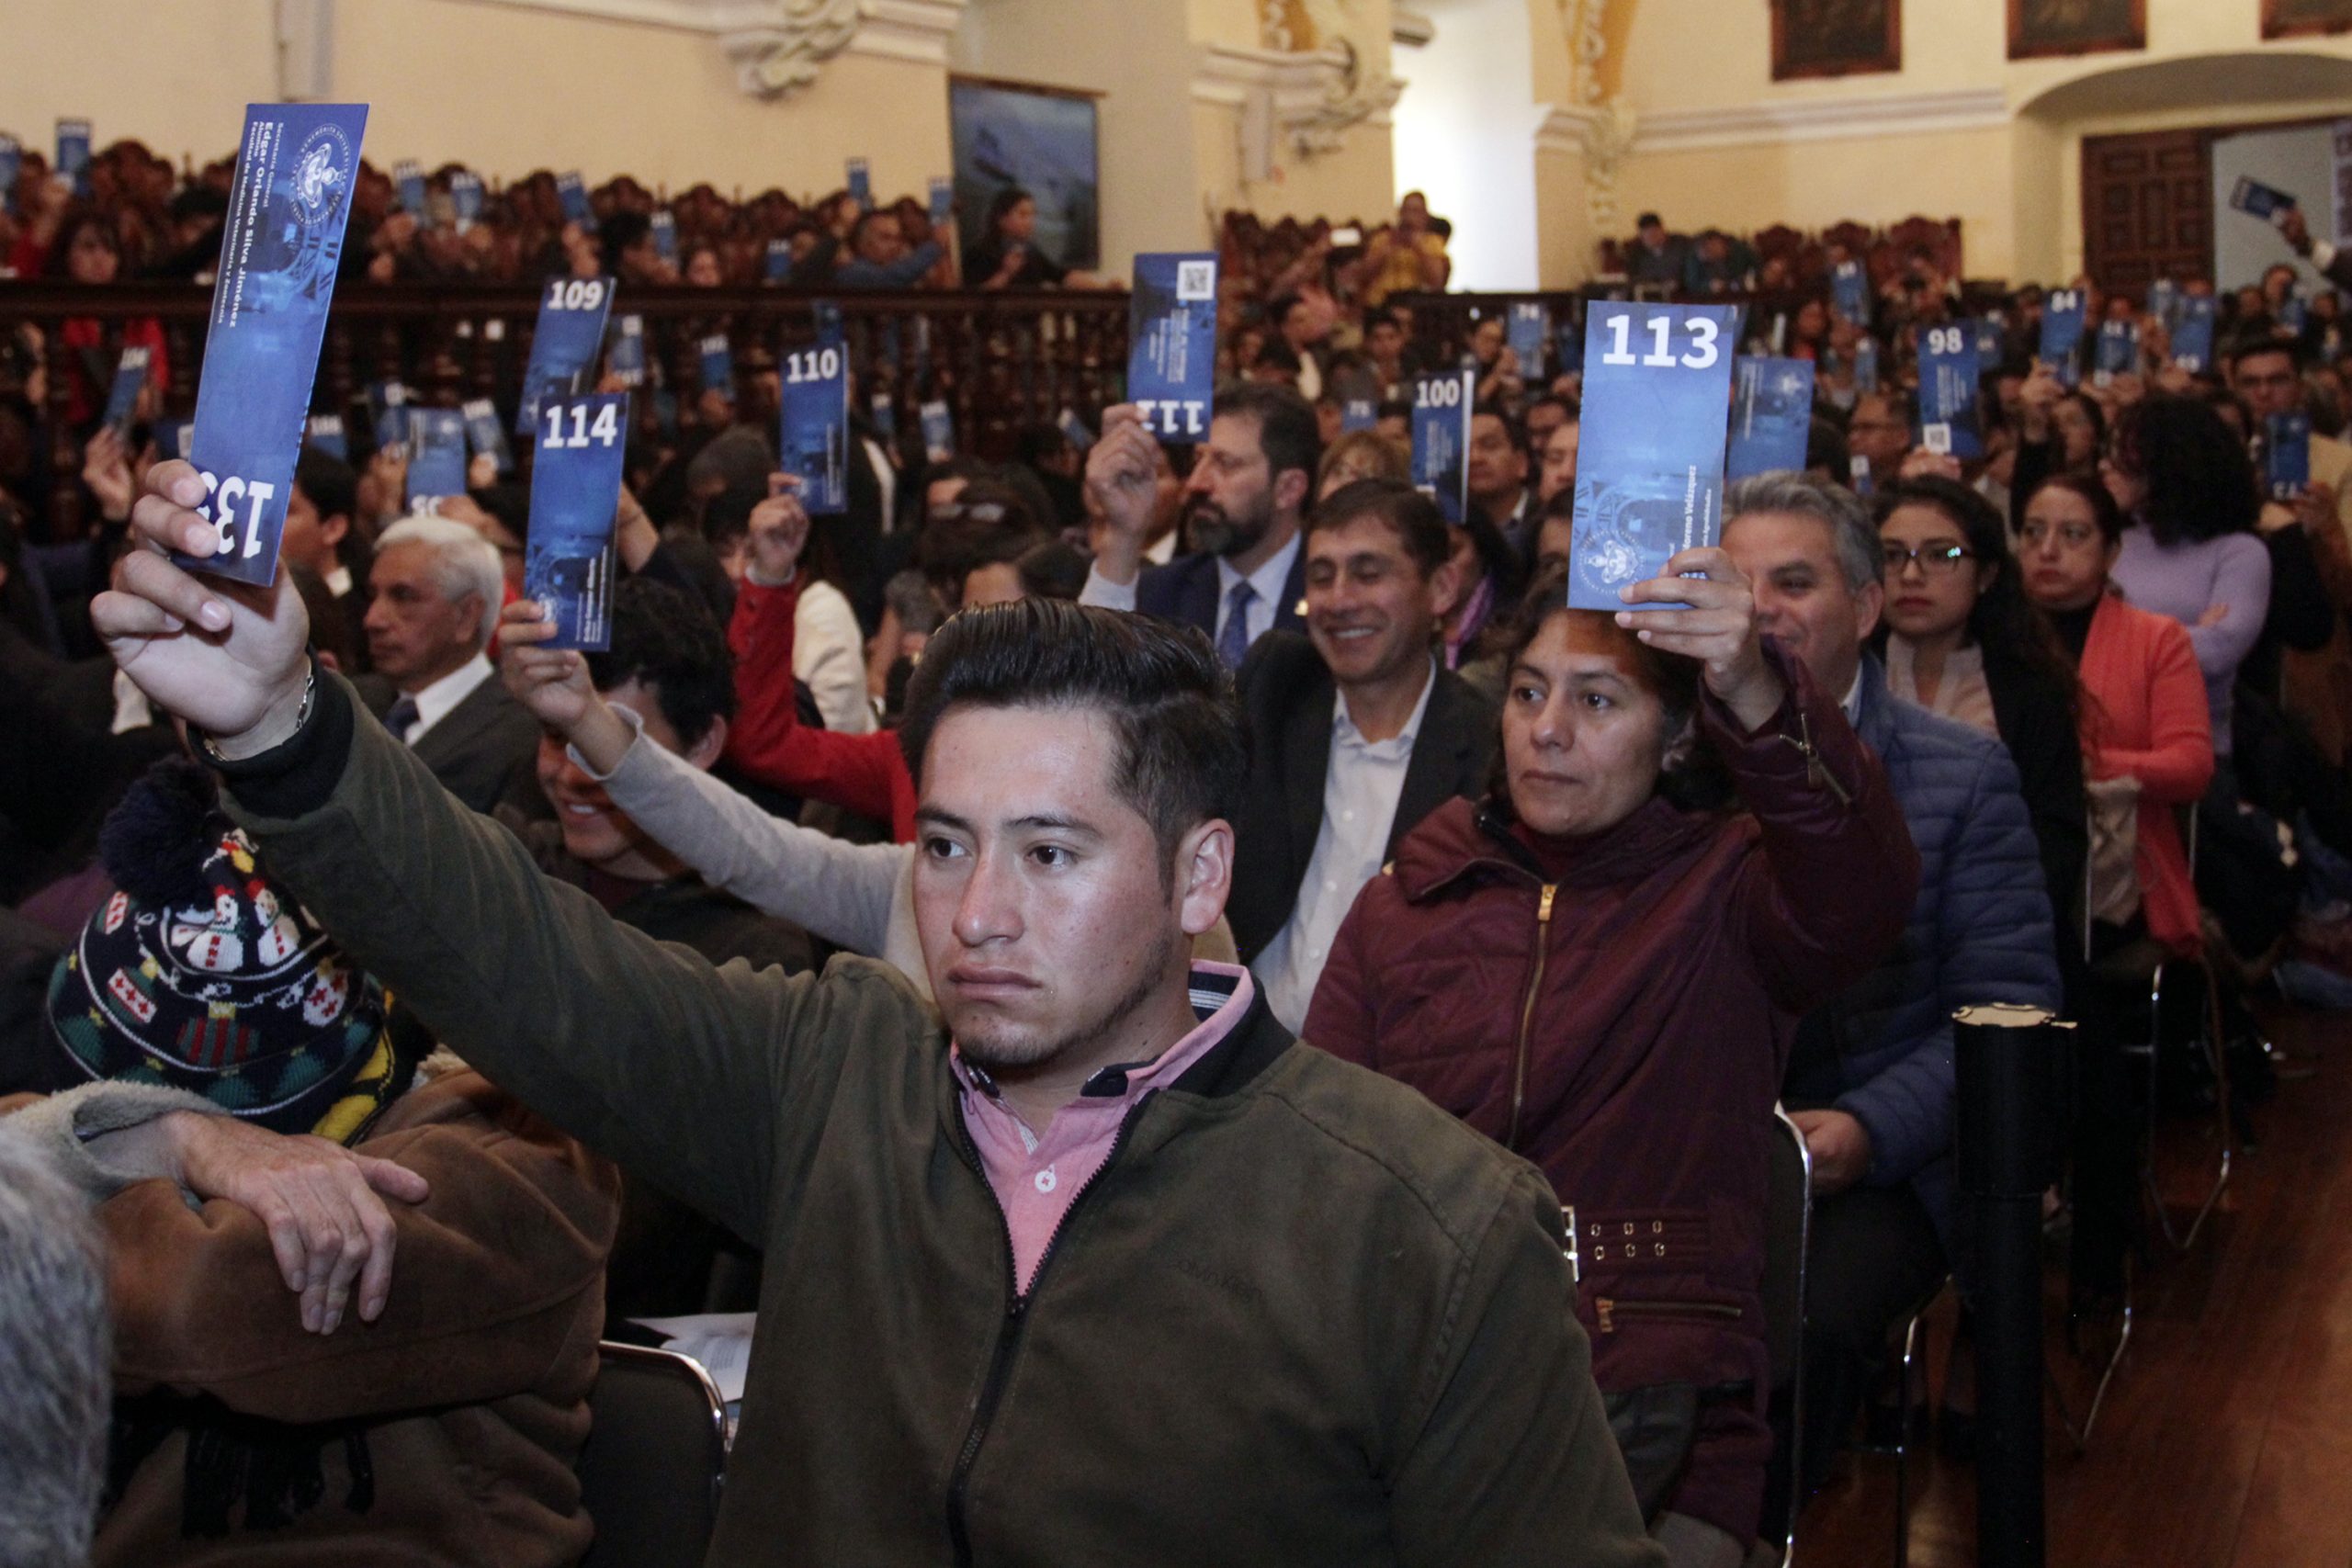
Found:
[93,460,1661,1568]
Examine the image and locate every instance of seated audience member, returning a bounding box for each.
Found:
[1082,387,1318,666]
[1623,212,1692,288]
[2100,395,2270,770]
[1230,480,1492,1031]
[1874,475,2088,920]
[1525,394,1574,452]
[833,208,948,289]
[1722,476,2061,1516]
[1440,507,1525,671]
[1537,412,1581,506]
[101,468,1660,1563]
[1358,191,1450,308]
[964,537,1090,607]
[0,1125,109,1568]
[1309,555,1917,1564]
[1315,428,1412,502]
[0,761,617,1567]
[1845,388,1915,496]
[285,446,369,635]
[1468,406,1535,551]
[356,515,539,813]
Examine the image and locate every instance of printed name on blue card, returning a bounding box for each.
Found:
[2267,412,2312,502]
[1917,322,1984,460]
[102,346,151,435]
[463,397,514,475]
[2040,288,2086,387]
[1568,302,1738,613]
[406,409,469,505]
[780,310,852,515]
[1726,356,1815,479]
[169,103,368,586]
[516,276,615,436]
[1409,368,1476,527]
[525,393,629,652]
[1126,253,1218,440]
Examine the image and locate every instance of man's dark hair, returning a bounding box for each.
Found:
[2224,333,2302,375]
[294,446,357,531]
[586,578,736,749]
[1212,383,1321,493]
[1308,478,1452,577]
[1636,211,1663,230]
[2110,393,2260,546]
[1365,308,1405,337]
[1268,292,1307,329]
[1804,415,1850,478]
[899,600,1247,870]
[1014,538,1091,601]
[1375,397,1413,424]
[600,211,652,275]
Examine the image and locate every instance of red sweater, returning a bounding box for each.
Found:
[2079,592,2213,954]
[724,574,917,841]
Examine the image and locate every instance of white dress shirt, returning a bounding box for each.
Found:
[401,651,496,746]
[1253,660,1437,1032]
[1080,531,1302,656]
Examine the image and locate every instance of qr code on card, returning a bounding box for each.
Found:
[1922,423,1952,455]
[1176,261,1215,302]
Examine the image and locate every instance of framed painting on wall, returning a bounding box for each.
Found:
[2007,0,2146,59]
[947,77,1102,273]
[2264,0,2352,39]
[1770,0,1902,82]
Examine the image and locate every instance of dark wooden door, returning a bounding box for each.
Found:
[2082,129,2211,300]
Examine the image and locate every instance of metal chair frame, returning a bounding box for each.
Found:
[579,1341,730,1568]
[1766,1106,1814,1568]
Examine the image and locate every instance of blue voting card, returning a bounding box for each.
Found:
[2148,277,2179,332]
[870,391,898,441]
[2230,177,2297,223]
[516,275,616,436]
[1569,302,1738,613]
[406,409,468,505]
[847,157,872,211]
[451,171,484,232]
[764,238,792,282]
[168,104,367,586]
[2040,288,2087,387]
[1340,397,1377,434]
[780,314,851,514]
[2094,320,2139,383]
[2170,296,2217,372]
[557,171,593,229]
[1916,322,1984,460]
[650,209,677,265]
[607,313,647,389]
[2267,412,2312,502]
[1726,356,1815,479]
[368,381,411,451]
[158,420,198,463]
[0,135,18,217]
[463,397,514,475]
[101,346,150,435]
[305,414,346,461]
[1126,252,1218,441]
[1409,368,1476,527]
[524,393,628,651]
[1057,407,1096,452]
[2281,293,2311,333]
[1509,302,1550,382]
[699,333,735,401]
[929,176,953,228]
[1832,260,1868,322]
[920,400,955,462]
[57,119,91,198]
[1853,335,1880,393]
[1973,314,2006,362]
[394,160,426,218]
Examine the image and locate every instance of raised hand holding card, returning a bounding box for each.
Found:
[1409,368,1476,525]
[607,314,648,389]
[1917,323,1984,460]
[1568,301,1738,612]
[526,393,629,650]
[463,398,514,476]
[1509,302,1551,383]
[920,400,955,463]
[102,346,152,437]
[1126,253,1218,441]
[170,104,368,585]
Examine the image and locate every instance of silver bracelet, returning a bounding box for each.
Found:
[200,666,317,764]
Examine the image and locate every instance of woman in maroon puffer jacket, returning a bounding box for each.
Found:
[1307,555,1917,1562]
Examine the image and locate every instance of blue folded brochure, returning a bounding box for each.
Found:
[1409,368,1476,526]
[516,275,616,436]
[1916,322,1984,460]
[1726,355,1815,479]
[2267,412,2312,502]
[525,393,629,651]
[405,408,469,505]
[2040,288,2087,388]
[780,305,851,514]
[1126,252,1218,441]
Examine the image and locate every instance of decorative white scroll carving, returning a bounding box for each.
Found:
[722,0,865,98]
[1233,0,1404,159]
[1551,0,1636,229]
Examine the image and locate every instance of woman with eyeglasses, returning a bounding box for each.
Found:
[1873,475,2086,936]
[2098,394,2270,772]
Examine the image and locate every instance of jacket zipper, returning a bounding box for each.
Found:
[1594,1296,1743,1334]
[1504,883,1558,1151]
[944,1091,1155,1566]
[1778,706,1852,807]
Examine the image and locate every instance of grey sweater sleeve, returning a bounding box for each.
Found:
[595,727,913,964]
[4,1083,232,1203]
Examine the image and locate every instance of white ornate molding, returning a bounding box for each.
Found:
[1631,87,2008,152]
[445,0,961,97]
[1391,8,1433,49]
[1558,0,1635,230]
[1193,40,1403,160]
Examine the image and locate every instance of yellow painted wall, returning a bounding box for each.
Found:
[4,0,279,169]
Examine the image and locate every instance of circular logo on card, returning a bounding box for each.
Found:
[293,123,353,222]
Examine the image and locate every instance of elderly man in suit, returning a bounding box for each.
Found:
[1081,385,1317,667]
[1228,480,1497,1032]
[357,514,537,814]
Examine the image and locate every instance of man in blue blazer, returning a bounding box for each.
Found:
[1082,385,1317,666]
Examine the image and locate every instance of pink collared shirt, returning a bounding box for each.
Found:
[952,963,1255,1295]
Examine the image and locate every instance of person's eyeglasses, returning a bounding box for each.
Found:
[1881,542,1973,577]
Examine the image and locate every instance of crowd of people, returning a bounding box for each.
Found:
[4,145,2352,1568]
